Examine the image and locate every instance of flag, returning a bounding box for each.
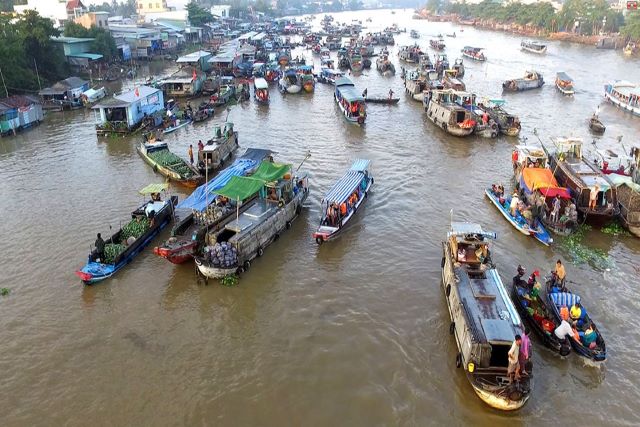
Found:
[134,87,140,97]
[192,69,197,80]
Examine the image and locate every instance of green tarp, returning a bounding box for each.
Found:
[139,183,169,194]
[251,161,291,182]
[216,176,265,200]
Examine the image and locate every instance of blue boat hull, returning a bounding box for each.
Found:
[485,189,552,245]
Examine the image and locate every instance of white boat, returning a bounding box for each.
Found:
[604,80,640,117]
[555,72,575,95]
[521,40,547,54]
[278,69,302,94]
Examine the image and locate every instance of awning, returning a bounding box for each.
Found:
[139,183,168,194]
[251,161,290,182]
[539,187,572,199]
[323,170,363,204]
[216,175,264,200]
[350,159,370,173]
[521,168,558,192]
[68,53,104,60]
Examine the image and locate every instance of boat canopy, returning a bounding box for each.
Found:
[322,170,364,204]
[139,183,169,195]
[350,158,370,172]
[254,78,268,89]
[217,175,265,201]
[251,161,291,182]
[463,46,482,52]
[335,77,364,103]
[447,222,497,240]
[556,72,573,82]
[520,168,572,199]
[609,174,640,192]
[176,158,258,211]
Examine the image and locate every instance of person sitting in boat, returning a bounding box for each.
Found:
[570,302,582,324]
[267,188,279,202]
[522,207,533,226]
[581,323,598,348]
[554,319,573,342]
[151,192,161,202]
[457,247,466,262]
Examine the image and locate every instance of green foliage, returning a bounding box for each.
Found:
[622,11,640,40]
[219,274,239,287]
[426,0,440,13]
[559,225,614,271]
[601,222,630,236]
[0,288,10,296]
[187,0,214,26]
[64,22,118,61]
[88,0,136,17]
[444,0,623,35]
[0,11,67,93]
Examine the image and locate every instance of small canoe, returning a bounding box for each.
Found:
[545,281,607,363]
[365,97,400,104]
[512,275,572,356]
[163,119,192,134]
[485,189,553,245]
[589,117,606,133]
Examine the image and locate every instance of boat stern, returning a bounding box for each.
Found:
[75,261,115,285]
[473,384,530,411]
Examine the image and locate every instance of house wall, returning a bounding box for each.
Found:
[137,0,168,15]
[63,41,94,56]
[75,12,109,29]
[0,109,20,133]
[18,104,44,127]
[127,90,164,126]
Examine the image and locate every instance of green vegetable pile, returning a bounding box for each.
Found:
[559,225,614,271]
[0,288,10,296]
[121,217,151,241]
[601,222,630,237]
[103,243,127,264]
[148,148,195,178]
[219,274,239,287]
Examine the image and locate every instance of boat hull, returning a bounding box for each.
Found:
[137,143,202,187]
[604,85,640,117]
[153,241,196,264]
[556,83,574,95]
[472,383,529,411]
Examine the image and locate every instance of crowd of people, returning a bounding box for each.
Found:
[323,188,362,227]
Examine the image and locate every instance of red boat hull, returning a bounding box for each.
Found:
[153,241,197,264]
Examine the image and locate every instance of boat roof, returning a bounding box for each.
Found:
[515,144,546,159]
[350,158,370,172]
[323,170,365,204]
[254,78,268,89]
[239,148,273,163]
[463,46,482,51]
[448,222,497,240]
[610,80,640,96]
[335,78,363,102]
[139,183,168,194]
[556,71,573,82]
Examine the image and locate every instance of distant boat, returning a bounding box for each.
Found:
[429,38,445,50]
[521,40,547,54]
[410,29,420,39]
[604,80,640,117]
[461,46,486,61]
[334,77,367,125]
[555,72,575,95]
[162,118,191,134]
[589,115,606,133]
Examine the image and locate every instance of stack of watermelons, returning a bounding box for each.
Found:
[207,242,238,268]
[121,217,151,241]
[148,149,195,178]
[103,243,127,264]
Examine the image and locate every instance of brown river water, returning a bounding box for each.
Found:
[1,9,640,426]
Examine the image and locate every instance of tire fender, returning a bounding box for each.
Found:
[456,353,462,368]
[449,322,455,335]
[315,236,323,245]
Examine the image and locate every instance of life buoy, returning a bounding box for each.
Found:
[449,322,455,335]
[456,353,462,368]
[257,247,264,257]
[315,236,323,245]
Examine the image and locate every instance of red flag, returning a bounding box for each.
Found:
[192,69,197,80]
[134,87,140,97]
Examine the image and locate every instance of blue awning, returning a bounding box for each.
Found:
[323,170,364,205]
[350,159,370,172]
[68,53,104,60]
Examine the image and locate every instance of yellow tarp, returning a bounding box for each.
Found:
[522,168,559,191]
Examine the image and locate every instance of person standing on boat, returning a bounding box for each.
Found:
[554,259,566,286]
[589,184,599,211]
[510,192,520,217]
[594,104,600,118]
[188,145,194,165]
[388,89,394,100]
[197,140,204,152]
[362,88,368,98]
[518,329,531,376]
[551,196,561,223]
[94,233,105,262]
[508,335,522,383]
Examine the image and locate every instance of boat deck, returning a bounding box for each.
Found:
[563,157,612,188]
[226,199,277,240]
[453,264,520,344]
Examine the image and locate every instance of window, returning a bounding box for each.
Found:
[138,3,143,9]
[149,3,152,9]
[156,3,160,8]
[98,21,102,27]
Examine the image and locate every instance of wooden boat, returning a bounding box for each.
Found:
[442,70,465,91]
[424,89,475,137]
[591,147,640,179]
[544,137,619,225]
[410,29,420,39]
[313,159,373,244]
[452,58,465,78]
[404,71,431,102]
[615,179,640,238]
[485,188,553,246]
[589,116,606,133]
[365,97,399,104]
[192,103,214,122]
[194,164,309,278]
[162,118,191,134]
[278,69,302,94]
[254,77,269,104]
[483,99,521,136]
[298,66,315,92]
[521,40,547,54]
[545,281,607,364]
[441,222,532,410]
[429,38,445,50]
[348,52,364,72]
[503,71,544,92]
[376,54,396,76]
[555,72,575,95]
[318,68,344,85]
[197,122,238,175]
[154,149,273,264]
[604,81,640,117]
[398,44,422,63]
[210,84,236,106]
[461,46,486,61]
[137,141,203,187]
[446,32,456,38]
[334,77,366,125]
[511,271,571,356]
[76,184,177,284]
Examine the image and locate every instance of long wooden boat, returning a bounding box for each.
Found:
[544,137,619,225]
[545,281,607,364]
[604,81,640,117]
[334,77,366,125]
[555,72,574,95]
[197,122,239,175]
[194,166,309,278]
[521,40,547,54]
[365,97,399,104]
[137,141,203,188]
[424,89,474,137]
[511,271,571,356]
[503,71,544,92]
[410,29,420,39]
[429,38,445,50]
[441,222,532,410]
[76,185,177,284]
[588,116,606,133]
[192,104,214,122]
[485,188,552,245]
[313,159,373,244]
[461,46,486,61]
[484,99,521,136]
[376,54,396,76]
[254,77,269,104]
[154,149,273,264]
[398,44,422,63]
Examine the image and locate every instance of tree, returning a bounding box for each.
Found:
[348,0,362,11]
[64,23,118,61]
[622,11,640,40]
[186,0,214,26]
[14,10,65,84]
[425,0,440,13]
[64,21,90,38]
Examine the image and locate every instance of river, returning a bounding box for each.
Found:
[1,8,639,426]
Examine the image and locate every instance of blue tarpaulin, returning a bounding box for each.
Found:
[177,159,257,211]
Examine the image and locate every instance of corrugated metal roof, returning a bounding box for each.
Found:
[323,170,364,204]
[176,50,211,62]
[68,53,103,60]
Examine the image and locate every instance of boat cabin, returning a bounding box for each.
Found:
[335,77,366,123]
[208,52,239,76]
[92,86,164,135]
[254,78,269,102]
[0,95,43,137]
[160,69,205,97]
[592,147,640,178]
[513,144,548,179]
